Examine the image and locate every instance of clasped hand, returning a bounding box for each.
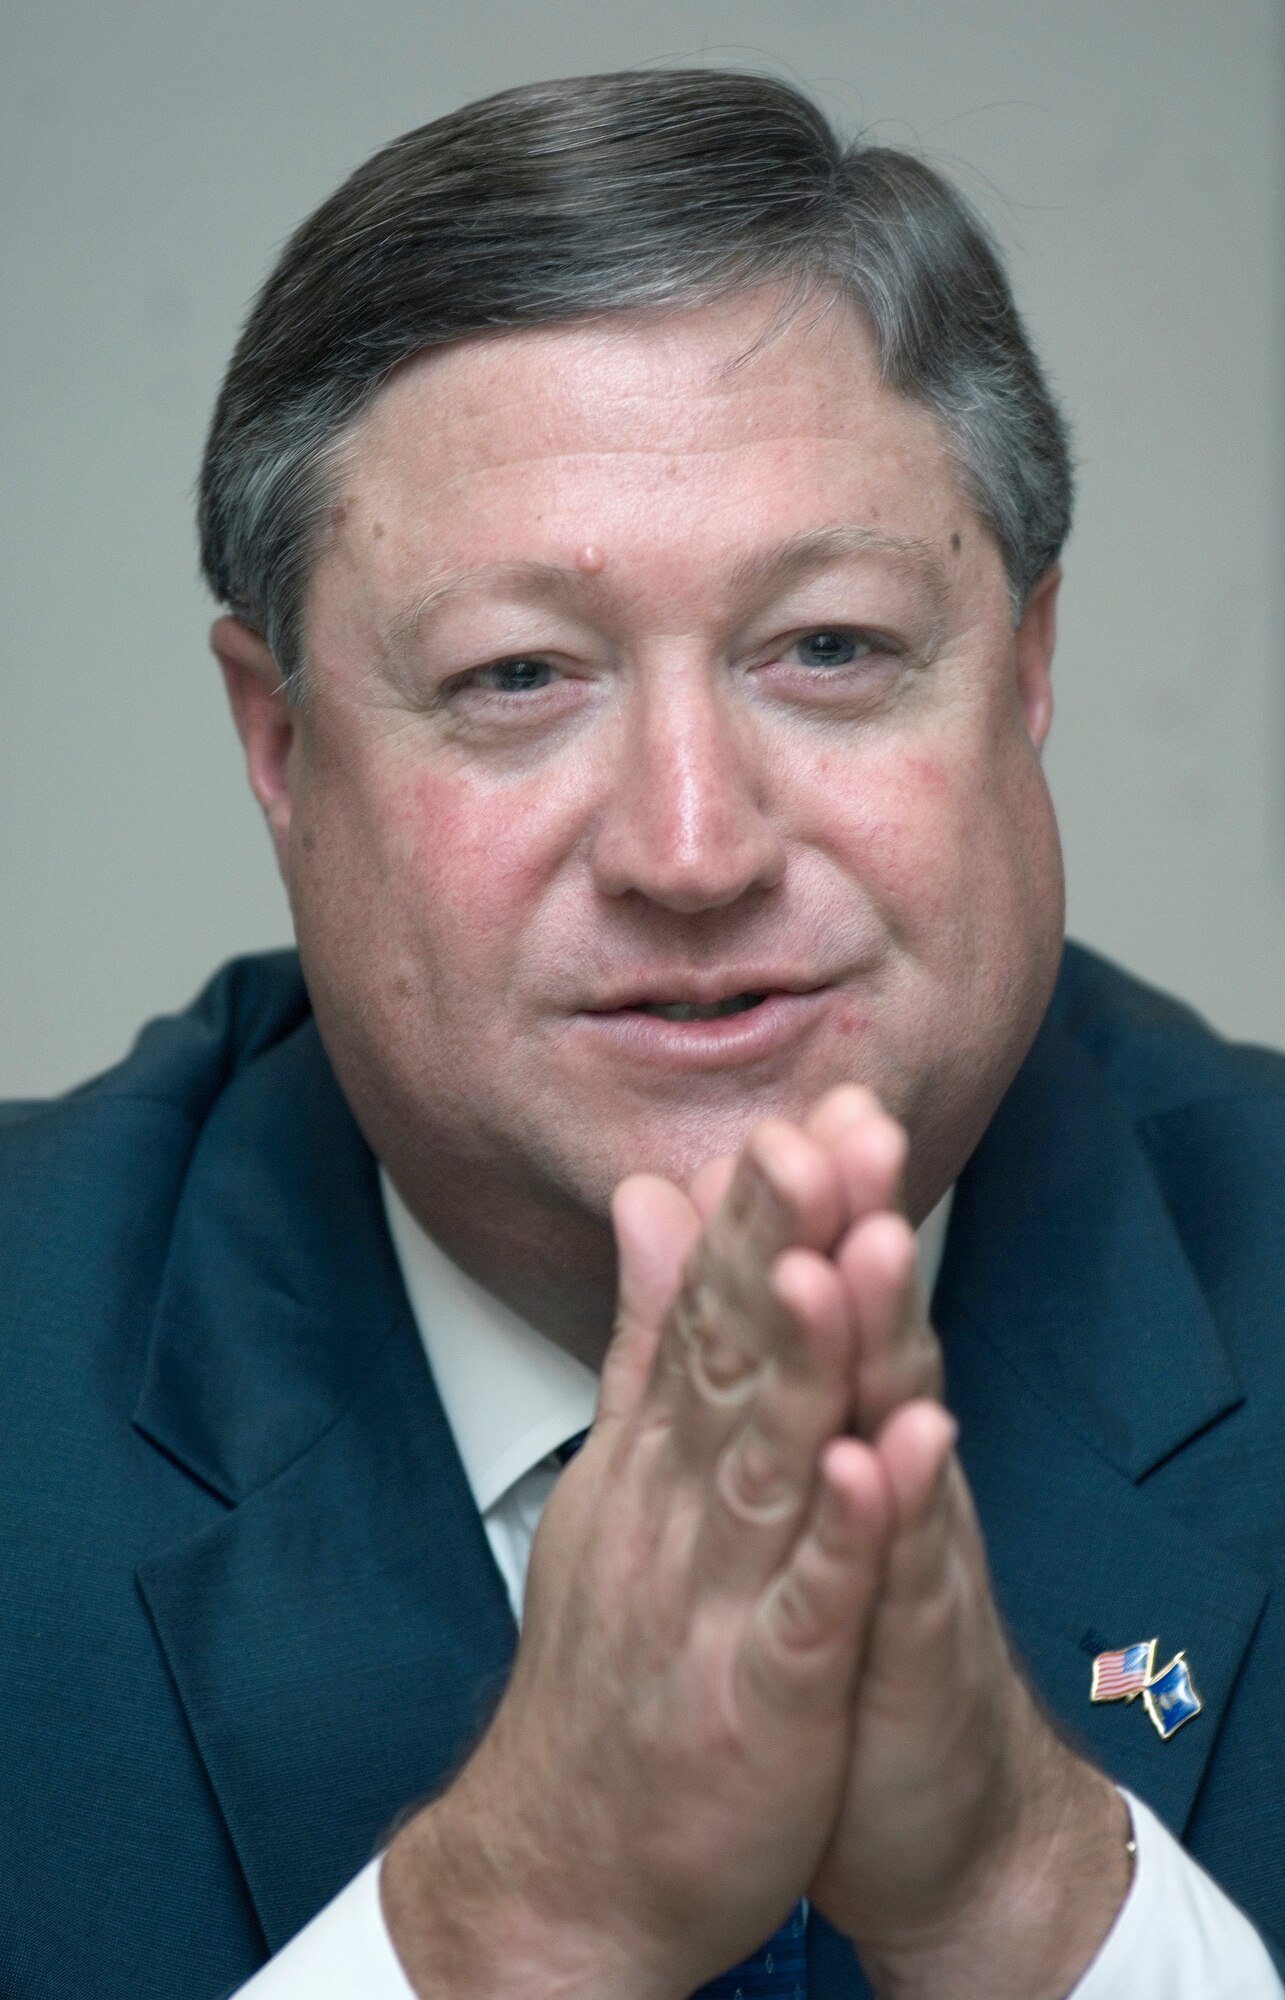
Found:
[385,1089,1129,2000]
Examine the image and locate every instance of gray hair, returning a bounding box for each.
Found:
[198,69,1072,694]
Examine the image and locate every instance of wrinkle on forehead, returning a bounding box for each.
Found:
[360,291,892,468]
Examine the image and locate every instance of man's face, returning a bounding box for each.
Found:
[231,291,1063,1245]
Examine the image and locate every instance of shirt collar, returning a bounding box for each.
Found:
[918,1185,952,1303]
[381,1172,598,1514]
[382,1169,953,1517]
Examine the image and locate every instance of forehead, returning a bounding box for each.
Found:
[319,291,985,611]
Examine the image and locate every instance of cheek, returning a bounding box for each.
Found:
[396,765,573,976]
[805,743,962,927]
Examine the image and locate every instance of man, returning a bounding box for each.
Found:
[2,69,1281,2000]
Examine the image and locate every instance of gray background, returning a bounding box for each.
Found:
[3,0,1282,1097]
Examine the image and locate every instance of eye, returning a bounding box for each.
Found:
[786,628,876,669]
[471,656,558,694]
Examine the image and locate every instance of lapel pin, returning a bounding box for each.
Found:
[1089,1639,1202,1739]
[1090,1638,1157,1704]
[1143,1653,1203,1740]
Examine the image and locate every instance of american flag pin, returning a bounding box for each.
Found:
[1090,1638,1158,1704]
[1142,1653,1203,1740]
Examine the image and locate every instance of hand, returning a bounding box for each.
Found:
[383,1100,892,2000]
[797,1100,1132,1999]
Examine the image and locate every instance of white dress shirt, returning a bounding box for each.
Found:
[235,1180,1281,1999]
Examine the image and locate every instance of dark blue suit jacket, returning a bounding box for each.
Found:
[1,944,1282,1996]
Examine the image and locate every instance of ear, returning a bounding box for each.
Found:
[1013,564,1060,751]
[211,615,297,878]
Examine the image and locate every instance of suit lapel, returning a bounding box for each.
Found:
[933,1013,1267,1835]
[133,1019,516,1950]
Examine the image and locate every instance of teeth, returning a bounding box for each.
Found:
[638,994,765,1021]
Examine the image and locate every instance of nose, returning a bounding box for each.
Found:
[590,663,786,913]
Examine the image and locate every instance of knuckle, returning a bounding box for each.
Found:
[765,1571,827,1657]
[715,1424,799,1523]
[673,1273,757,1400]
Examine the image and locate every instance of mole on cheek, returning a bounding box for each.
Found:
[950,532,962,554]
[576,545,605,574]
[372,521,386,541]
[834,1002,871,1041]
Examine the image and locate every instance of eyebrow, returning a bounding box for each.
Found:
[386,523,949,649]
[727,524,948,603]
[387,560,607,648]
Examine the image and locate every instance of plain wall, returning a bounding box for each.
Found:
[3,0,1282,1096]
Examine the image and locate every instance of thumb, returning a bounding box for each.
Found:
[598,1173,702,1426]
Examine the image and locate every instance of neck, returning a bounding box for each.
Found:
[380,1155,621,1372]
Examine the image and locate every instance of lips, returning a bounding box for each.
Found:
[574,981,833,1072]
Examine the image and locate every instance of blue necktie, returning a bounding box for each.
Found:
[554,1429,589,1464]
[553,1435,809,1999]
[690,1902,809,1999]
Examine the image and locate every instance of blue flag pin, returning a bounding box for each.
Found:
[1143,1653,1203,1740]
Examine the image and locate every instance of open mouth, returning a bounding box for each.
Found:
[632,993,767,1022]
[583,984,826,1065]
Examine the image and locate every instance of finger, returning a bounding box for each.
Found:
[715,1117,849,1256]
[859,1402,958,1701]
[830,1111,908,1234]
[693,1245,854,1590]
[651,1118,849,1432]
[803,1084,883,1148]
[872,1402,978,1662]
[804,1087,908,1228]
[600,1173,702,1427]
[838,1212,944,1436]
[862,1402,1001,1728]
[741,1434,891,1716]
[689,1152,735,1222]
[878,1400,960,1580]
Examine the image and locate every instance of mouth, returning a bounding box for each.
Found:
[576,980,831,1070]
[632,992,767,1022]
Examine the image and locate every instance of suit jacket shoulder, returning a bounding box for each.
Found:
[1053,937,1285,1119]
[0,955,320,1997]
[1053,941,1285,1413]
[0,953,517,1997]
